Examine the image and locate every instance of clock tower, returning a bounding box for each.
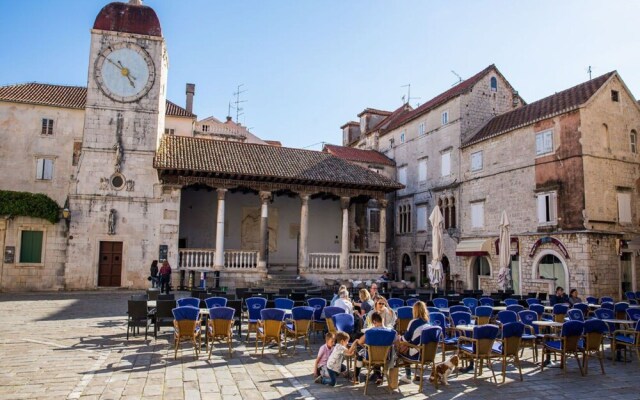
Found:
[67,0,174,289]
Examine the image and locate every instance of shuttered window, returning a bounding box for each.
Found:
[537,192,557,225]
[20,231,43,263]
[441,151,451,176]
[535,130,554,155]
[418,159,427,182]
[36,158,53,180]
[471,202,484,228]
[618,192,632,223]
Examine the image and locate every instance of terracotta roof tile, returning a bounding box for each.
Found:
[371,104,413,133]
[0,82,195,117]
[323,144,395,166]
[357,107,392,117]
[154,136,402,191]
[463,71,615,147]
[385,64,497,131]
[264,140,282,147]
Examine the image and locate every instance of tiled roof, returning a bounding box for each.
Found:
[0,82,195,118]
[264,140,282,147]
[385,64,497,131]
[463,71,615,147]
[357,108,392,117]
[340,121,359,129]
[323,144,395,166]
[154,136,402,191]
[371,104,414,133]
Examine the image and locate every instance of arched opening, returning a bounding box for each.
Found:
[631,129,637,154]
[490,77,498,92]
[471,256,491,290]
[535,252,567,291]
[401,253,413,281]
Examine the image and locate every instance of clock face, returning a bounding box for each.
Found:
[94,42,156,102]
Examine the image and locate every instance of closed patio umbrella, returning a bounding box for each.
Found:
[497,210,511,291]
[428,205,444,292]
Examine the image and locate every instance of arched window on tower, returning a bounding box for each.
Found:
[490,77,498,92]
[443,198,450,228]
[450,197,456,229]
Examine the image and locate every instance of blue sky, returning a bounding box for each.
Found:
[1,1,639,149]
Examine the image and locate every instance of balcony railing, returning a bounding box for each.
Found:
[224,250,258,269]
[309,253,340,270]
[178,249,258,270]
[349,253,379,270]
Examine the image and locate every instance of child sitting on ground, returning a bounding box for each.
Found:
[314,332,335,383]
[323,331,353,386]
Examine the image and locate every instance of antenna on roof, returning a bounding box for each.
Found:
[401,84,421,106]
[230,84,247,123]
[587,65,592,80]
[451,70,463,86]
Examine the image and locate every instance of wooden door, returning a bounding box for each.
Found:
[98,241,122,287]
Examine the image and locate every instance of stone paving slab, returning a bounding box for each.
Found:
[0,290,638,400]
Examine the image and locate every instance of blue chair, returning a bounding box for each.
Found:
[450,311,472,327]
[572,303,589,318]
[594,308,616,340]
[463,297,479,314]
[624,291,636,303]
[627,308,640,322]
[172,306,202,359]
[479,297,495,307]
[205,297,227,309]
[245,297,267,342]
[430,312,456,362]
[406,298,419,307]
[427,306,440,314]
[492,322,524,382]
[256,308,286,357]
[433,298,448,309]
[614,302,630,319]
[450,305,472,314]
[396,306,414,334]
[397,326,442,391]
[388,298,404,310]
[518,310,540,362]
[582,319,608,375]
[504,298,519,306]
[526,298,541,306]
[612,319,640,363]
[207,306,235,358]
[177,297,200,308]
[333,313,355,336]
[274,298,294,310]
[324,306,346,334]
[567,309,584,321]
[585,296,598,305]
[307,297,327,339]
[286,306,314,354]
[600,302,614,311]
[541,320,585,375]
[362,328,397,394]
[529,304,545,318]
[497,310,518,325]
[506,304,525,314]
[600,296,614,304]
[475,306,493,325]
[544,304,569,323]
[458,324,500,382]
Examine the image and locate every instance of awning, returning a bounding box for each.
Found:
[626,239,640,250]
[456,239,492,257]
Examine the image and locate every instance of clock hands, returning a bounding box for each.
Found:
[104,57,137,88]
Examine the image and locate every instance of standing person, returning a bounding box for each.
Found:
[568,289,583,306]
[149,260,159,288]
[159,260,172,294]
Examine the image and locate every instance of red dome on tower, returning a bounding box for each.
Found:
[93,1,161,37]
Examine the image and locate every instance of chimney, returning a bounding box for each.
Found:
[185,83,195,114]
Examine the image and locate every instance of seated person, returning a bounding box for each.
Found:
[314,332,335,382]
[330,285,347,307]
[369,283,382,302]
[349,311,394,384]
[364,298,396,329]
[334,290,354,314]
[353,289,374,317]
[396,301,430,381]
[568,288,583,306]
[549,286,569,305]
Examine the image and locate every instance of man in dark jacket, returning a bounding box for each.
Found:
[549,286,569,305]
[159,261,172,294]
[150,260,159,288]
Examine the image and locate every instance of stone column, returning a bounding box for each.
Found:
[258,191,271,269]
[214,188,227,269]
[340,197,350,272]
[298,194,310,273]
[378,199,387,272]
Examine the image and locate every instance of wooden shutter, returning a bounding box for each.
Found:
[618,193,632,223]
[20,231,43,263]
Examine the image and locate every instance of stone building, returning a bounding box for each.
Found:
[341,65,523,289]
[0,0,401,291]
[460,71,640,298]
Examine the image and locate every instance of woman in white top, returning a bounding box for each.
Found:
[334,290,354,314]
[364,297,396,329]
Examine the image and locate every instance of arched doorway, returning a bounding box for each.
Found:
[535,253,567,291]
[401,253,412,281]
[471,256,491,290]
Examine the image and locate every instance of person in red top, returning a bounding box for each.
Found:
[159,260,172,294]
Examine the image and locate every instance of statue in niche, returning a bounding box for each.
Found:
[125,180,135,191]
[112,141,123,172]
[99,177,108,190]
[108,209,117,235]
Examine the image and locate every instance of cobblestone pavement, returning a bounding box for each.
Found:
[0,291,638,400]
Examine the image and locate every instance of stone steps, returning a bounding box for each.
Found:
[254,271,321,291]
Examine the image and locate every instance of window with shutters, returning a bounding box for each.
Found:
[397,204,412,234]
[41,118,54,135]
[441,151,451,176]
[397,166,407,186]
[418,122,426,136]
[535,130,554,155]
[164,128,175,135]
[471,202,484,228]
[400,130,406,143]
[490,77,498,92]
[631,130,637,154]
[471,151,483,171]
[441,111,449,125]
[19,230,44,264]
[418,159,427,183]
[368,209,380,233]
[35,158,53,180]
[416,205,428,231]
[536,192,557,225]
[617,192,632,224]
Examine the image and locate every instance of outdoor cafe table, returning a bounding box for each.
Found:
[532,320,563,328]
[601,319,636,325]
[588,304,601,309]
[492,306,507,311]
[455,324,477,332]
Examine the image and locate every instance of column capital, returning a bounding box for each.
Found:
[259,191,272,203]
[299,193,310,204]
[340,196,351,210]
[377,198,388,208]
[216,188,227,199]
